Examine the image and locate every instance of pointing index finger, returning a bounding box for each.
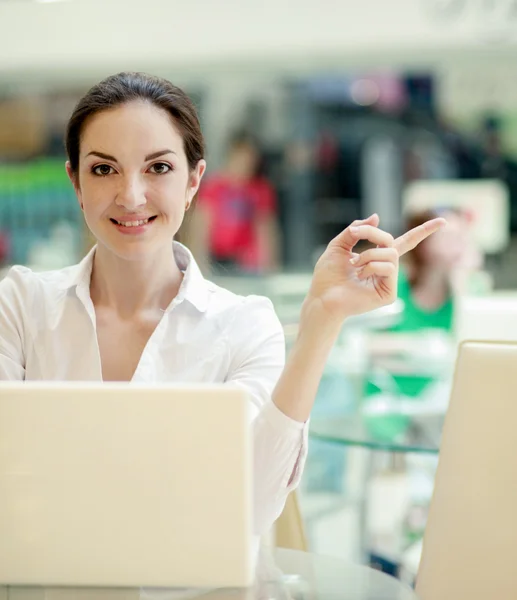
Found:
[394,217,447,257]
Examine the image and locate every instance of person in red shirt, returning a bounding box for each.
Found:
[193,131,280,274]
[0,230,10,267]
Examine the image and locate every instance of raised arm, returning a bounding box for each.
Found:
[272,213,446,423]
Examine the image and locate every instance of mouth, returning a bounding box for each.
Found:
[110,215,158,228]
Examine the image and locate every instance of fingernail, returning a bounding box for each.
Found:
[349,256,360,265]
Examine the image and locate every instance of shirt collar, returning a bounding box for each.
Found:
[58,241,210,313]
[172,241,211,313]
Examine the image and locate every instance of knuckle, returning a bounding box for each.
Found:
[385,233,395,245]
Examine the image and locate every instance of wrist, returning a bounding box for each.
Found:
[298,296,346,344]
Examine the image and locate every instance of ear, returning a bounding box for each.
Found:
[66,161,83,209]
[187,159,207,205]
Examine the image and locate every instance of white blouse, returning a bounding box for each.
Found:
[0,242,308,536]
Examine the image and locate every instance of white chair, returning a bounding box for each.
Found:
[403,179,510,254]
[274,492,308,552]
[454,294,517,343]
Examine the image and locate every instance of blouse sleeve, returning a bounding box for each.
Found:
[0,267,29,380]
[224,295,308,535]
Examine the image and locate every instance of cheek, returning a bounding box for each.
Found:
[80,177,119,211]
[150,176,188,207]
[423,238,448,263]
[81,189,108,214]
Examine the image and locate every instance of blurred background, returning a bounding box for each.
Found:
[2,0,517,585]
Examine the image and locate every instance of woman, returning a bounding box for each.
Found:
[0,72,444,536]
[397,208,481,329]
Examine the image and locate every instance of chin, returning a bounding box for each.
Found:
[97,237,170,263]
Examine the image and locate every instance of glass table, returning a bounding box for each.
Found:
[0,549,418,600]
[306,402,444,576]
[310,330,454,455]
[309,412,442,455]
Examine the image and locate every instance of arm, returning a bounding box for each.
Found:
[224,296,307,535]
[272,300,340,422]
[0,267,27,380]
[227,215,445,533]
[272,214,446,424]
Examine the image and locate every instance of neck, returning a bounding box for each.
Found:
[90,243,183,318]
[411,267,451,311]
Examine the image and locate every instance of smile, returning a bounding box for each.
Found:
[110,216,157,228]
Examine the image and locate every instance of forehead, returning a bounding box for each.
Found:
[426,211,467,247]
[80,101,184,157]
[441,210,467,230]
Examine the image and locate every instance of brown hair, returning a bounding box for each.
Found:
[405,207,467,288]
[405,209,438,288]
[65,72,205,176]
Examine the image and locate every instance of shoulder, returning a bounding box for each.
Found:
[232,293,282,335]
[0,265,38,300]
[200,173,226,193]
[204,281,284,349]
[0,262,80,308]
[253,176,274,190]
[206,280,281,329]
[2,262,76,288]
[248,177,275,197]
[204,285,285,383]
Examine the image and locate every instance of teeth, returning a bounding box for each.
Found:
[117,218,149,227]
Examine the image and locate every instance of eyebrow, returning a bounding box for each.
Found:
[85,149,176,162]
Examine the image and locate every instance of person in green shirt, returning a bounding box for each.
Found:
[364,207,483,438]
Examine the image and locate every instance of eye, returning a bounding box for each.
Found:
[92,164,115,176]
[148,162,172,175]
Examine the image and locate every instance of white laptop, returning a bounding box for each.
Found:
[0,382,253,589]
[416,341,517,599]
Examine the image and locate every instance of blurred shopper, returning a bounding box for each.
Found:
[0,230,9,267]
[192,131,280,274]
[365,208,483,429]
[394,207,482,336]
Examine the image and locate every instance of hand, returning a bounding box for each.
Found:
[306,213,446,323]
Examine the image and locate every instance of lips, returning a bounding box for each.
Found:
[110,216,157,228]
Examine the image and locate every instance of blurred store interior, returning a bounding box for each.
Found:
[2,0,517,586]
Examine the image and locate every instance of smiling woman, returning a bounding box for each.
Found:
[0,71,445,537]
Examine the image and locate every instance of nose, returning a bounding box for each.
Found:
[115,174,147,210]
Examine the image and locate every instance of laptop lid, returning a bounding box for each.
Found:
[416,341,517,600]
[0,382,253,588]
